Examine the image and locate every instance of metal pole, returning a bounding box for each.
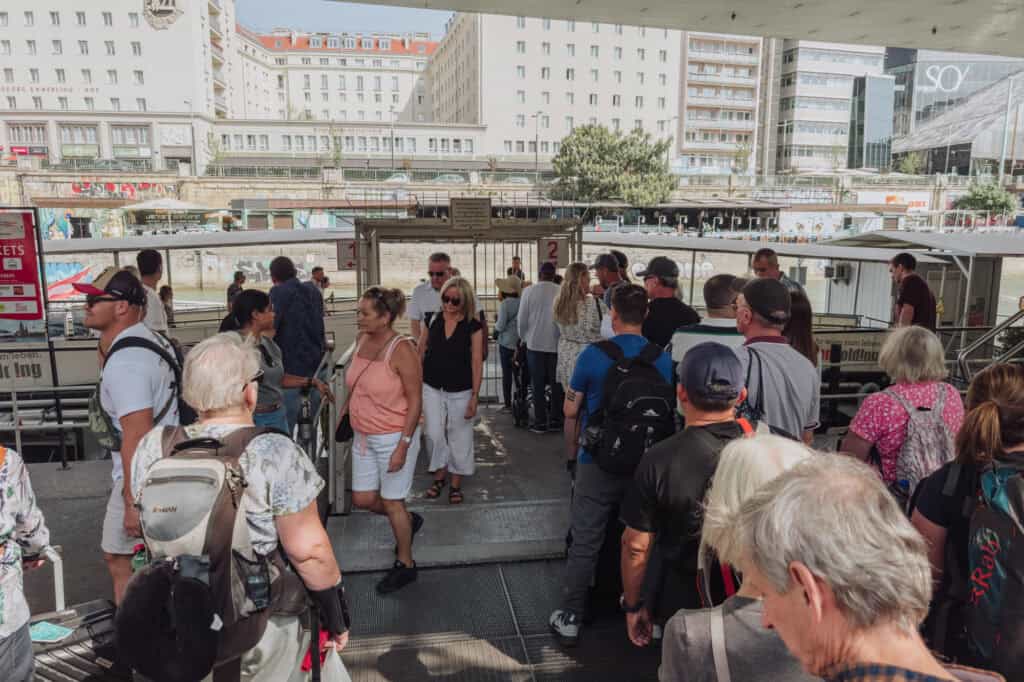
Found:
[534,111,540,173]
[688,250,697,305]
[999,74,1017,186]
[389,107,395,171]
[32,207,68,468]
[960,256,975,354]
[944,122,953,174]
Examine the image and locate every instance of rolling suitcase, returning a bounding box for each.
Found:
[31,546,131,681]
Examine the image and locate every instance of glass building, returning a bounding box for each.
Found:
[887,48,1024,137]
[848,75,895,169]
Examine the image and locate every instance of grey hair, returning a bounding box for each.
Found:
[734,456,932,633]
[701,434,815,567]
[182,332,260,413]
[878,326,947,383]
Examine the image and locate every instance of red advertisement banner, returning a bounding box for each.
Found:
[0,210,44,321]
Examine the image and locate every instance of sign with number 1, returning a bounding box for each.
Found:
[337,239,358,271]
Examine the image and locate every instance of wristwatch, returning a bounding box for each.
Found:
[619,594,645,614]
[400,435,413,445]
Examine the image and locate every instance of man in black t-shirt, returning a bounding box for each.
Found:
[619,342,749,647]
[638,256,700,348]
[890,252,937,331]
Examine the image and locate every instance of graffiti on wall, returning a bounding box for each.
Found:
[38,207,125,240]
[69,181,177,200]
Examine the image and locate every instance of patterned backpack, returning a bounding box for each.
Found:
[886,386,956,510]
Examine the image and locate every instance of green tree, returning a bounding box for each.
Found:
[952,182,1017,213]
[552,125,676,206]
[897,151,926,175]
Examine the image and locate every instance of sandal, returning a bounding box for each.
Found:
[424,479,446,499]
[449,487,464,505]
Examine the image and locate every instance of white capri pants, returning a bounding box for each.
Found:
[422,384,476,476]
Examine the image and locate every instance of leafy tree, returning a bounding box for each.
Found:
[897,151,926,175]
[952,182,1017,214]
[552,125,676,206]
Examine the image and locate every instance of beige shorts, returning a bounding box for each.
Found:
[101,483,140,556]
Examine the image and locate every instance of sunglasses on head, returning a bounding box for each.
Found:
[85,294,121,307]
[429,270,448,278]
[442,295,461,306]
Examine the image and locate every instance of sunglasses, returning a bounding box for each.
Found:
[428,270,448,278]
[85,295,121,307]
[244,369,264,391]
[441,295,462,306]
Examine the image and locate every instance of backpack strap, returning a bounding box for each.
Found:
[107,336,181,424]
[736,418,754,436]
[595,340,625,363]
[637,343,664,366]
[594,295,603,322]
[709,607,732,682]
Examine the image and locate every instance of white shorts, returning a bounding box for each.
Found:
[351,428,421,500]
[101,483,140,555]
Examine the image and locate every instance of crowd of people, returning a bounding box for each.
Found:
[2,244,1021,682]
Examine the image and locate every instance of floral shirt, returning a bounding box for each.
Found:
[131,424,323,556]
[849,382,964,484]
[0,447,50,637]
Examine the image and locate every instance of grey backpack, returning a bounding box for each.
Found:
[887,386,956,510]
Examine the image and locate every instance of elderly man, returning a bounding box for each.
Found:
[731,456,1003,682]
[752,248,804,295]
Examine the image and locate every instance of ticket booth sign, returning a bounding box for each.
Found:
[0,210,44,320]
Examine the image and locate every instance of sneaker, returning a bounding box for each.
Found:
[529,424,547,434]
[394,511,424,556]
[547,421,564,433]
[549,609,581,647]
[376,560,418,594]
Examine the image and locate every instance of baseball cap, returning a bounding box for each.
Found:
[539,261,557,276]
[679,342,744,402]
[494,275,523,295]
[636,256,679,280]
[73,267,147,306]
[741,278,791,324]
[590,253,619,271]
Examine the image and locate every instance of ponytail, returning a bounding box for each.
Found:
[957,363,1024,465]
[956,401,1004,466]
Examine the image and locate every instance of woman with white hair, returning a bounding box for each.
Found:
[659,434,817,682]
[129,332,348,680]
[841,326,963,499]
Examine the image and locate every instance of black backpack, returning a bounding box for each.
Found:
[581,341,676,475]
[107,335,198,426]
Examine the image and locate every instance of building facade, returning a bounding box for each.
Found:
[428,14,682,165]
[771,40,886,172]
[677,31,763,175]
[848,75,895,169]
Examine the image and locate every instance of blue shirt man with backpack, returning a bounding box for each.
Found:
[550,284,674,647]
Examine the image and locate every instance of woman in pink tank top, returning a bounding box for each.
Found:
[343,287,424,595]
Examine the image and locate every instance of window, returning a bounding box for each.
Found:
[515,114,526,128]
[0,12,6,27]
[301,58,311,65]
[133,70,144,85]
[52,40,62,55]
[658,73,667,86]
[541,41,551,56]
[566,91,575,105]
[592,22,600,33]
[110,97,120,111]
[541,115,550,128]
[81,68,92,84]
[504,140,513,153]
[24,11,34,26]
[361,38,373,49]
[357,110,365,120]
[635,95,644,108]
[528,140,536,153]
[391,76,398,90]
[637,72,645,84]
[50,10,60,26]
[26,40,36,56]
[612,118,620,131]
[516,40,526,54]
[516,65,526,79]
[0,41,9,56]
[516,90,526,104]
[32,97,43,110]
[567,19,575,32]
[105,41,115,56]
[634,119,643,130]
[103,11,112,26]
[516,16,526,28]
[659,49,668,63]
[57,97,67,110]
[55,68,65,83]
[588,93,598,106]
[590,68,599,82]
[516,140,525,153]
[658,96,666,109]
[321,74,329,89]
[612,94,621,107]
[338,75,346,90]
[565,115,574,130]
[304,74,311,89]
[304,92,311,103]
[76,11,86,26]
[131,42,141,57]
[282,135,292,151]
[79,40,89,55]
[129,12,139,27]
[637,48,646,60]
[542,91,551,104]
[590,45,599,58]
[328,38,339,49]
[541,67,550,79]
[29,68,39,83]
[614,46,622,60]
[322,109,330,120]
[567,43,575,57]
[107,69,118,85]
[380,38,391,50]
[60,125,98,145]
[614,70,622,84]
[2,69,11,83]
[111,126,150,146]
[84,97,94,111]
[566,68,575,80]
[136,98,146,112]
[310,37,322,48]
[295,136,305,152]
[373,76,381,91]
[372,58,381,68]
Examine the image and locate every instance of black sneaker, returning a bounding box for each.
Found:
[394,511,424,556]
[529,423,547,434]
[376,560,418,594]
[549,609,581,647]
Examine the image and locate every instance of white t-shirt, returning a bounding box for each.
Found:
[408,280,484,328]
[143,284,168,333]
[517,280,560,353]
[670,317,745,364]
[100,323,179,481]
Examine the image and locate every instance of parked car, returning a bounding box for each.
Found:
[502,176,532,185]
[432,173,468,184]
[383,172,411,183]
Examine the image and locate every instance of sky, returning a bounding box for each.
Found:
[236,0,454,39]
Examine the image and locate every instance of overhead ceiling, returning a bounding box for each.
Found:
[344,0,1024,58]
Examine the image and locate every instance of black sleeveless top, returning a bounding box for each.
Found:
[423,316,482,392]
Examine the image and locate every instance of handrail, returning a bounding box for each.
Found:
[957,308,1024,380]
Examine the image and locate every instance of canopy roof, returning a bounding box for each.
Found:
[824,230,1024,258]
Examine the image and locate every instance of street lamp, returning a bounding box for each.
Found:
[389,105,396,171]
[532,110,544,174]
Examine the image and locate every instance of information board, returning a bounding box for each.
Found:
[0,210,43,321]
[450,198,492,231]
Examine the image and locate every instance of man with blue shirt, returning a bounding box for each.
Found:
[550,284,674,647]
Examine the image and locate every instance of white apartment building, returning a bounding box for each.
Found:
[678,32,763,175]
[771,40,885,172]
[232,27,435,124]
[428,14,682,163]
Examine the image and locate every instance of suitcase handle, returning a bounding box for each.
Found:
[41,546,65,612]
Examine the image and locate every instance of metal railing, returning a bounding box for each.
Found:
[205,165,322,178]
[957,309,1024,381]
[42,158,158,173]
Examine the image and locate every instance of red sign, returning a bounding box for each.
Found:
[0,210,44,321]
